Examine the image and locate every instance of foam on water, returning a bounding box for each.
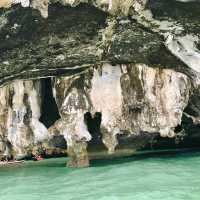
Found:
[1,152,200,200]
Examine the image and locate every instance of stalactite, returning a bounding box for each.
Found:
[0,80,49,159]
[49,63,191,166]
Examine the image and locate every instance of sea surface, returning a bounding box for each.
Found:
[1,150,200,200]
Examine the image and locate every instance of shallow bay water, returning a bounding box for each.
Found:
[1,151,200,200]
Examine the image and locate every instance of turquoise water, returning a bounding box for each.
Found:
[1,151,200,200]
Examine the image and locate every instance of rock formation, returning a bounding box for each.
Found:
[0,0,200,167]
[0,80,49,159]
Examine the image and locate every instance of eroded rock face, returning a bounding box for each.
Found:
[134,0,200,84]
[50,63,191,166]
[0,80,49,159]
[0,0,148,17]
[0,63,194,166]
[0,0,200,167]
[0,3,168,85]
[50,74,92,167]
[121,64,191,137]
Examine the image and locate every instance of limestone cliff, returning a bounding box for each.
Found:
[0,0,200,167]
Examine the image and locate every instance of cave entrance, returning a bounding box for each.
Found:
[39,78,60,128]
[84,112,102,144]
[84,111,107,152]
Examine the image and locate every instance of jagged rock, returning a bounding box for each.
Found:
[0,3,184,85]
[0,79,49,159]
[133,0,200,83]
[0,0,148,17]
[0,79,68,160]
[50,63,190,166]
[0,0,200,167]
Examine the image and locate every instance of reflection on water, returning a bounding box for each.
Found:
[1,150,200,200]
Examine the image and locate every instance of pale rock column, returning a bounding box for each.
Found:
[0,80,48,159]
[52,77,92,167]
